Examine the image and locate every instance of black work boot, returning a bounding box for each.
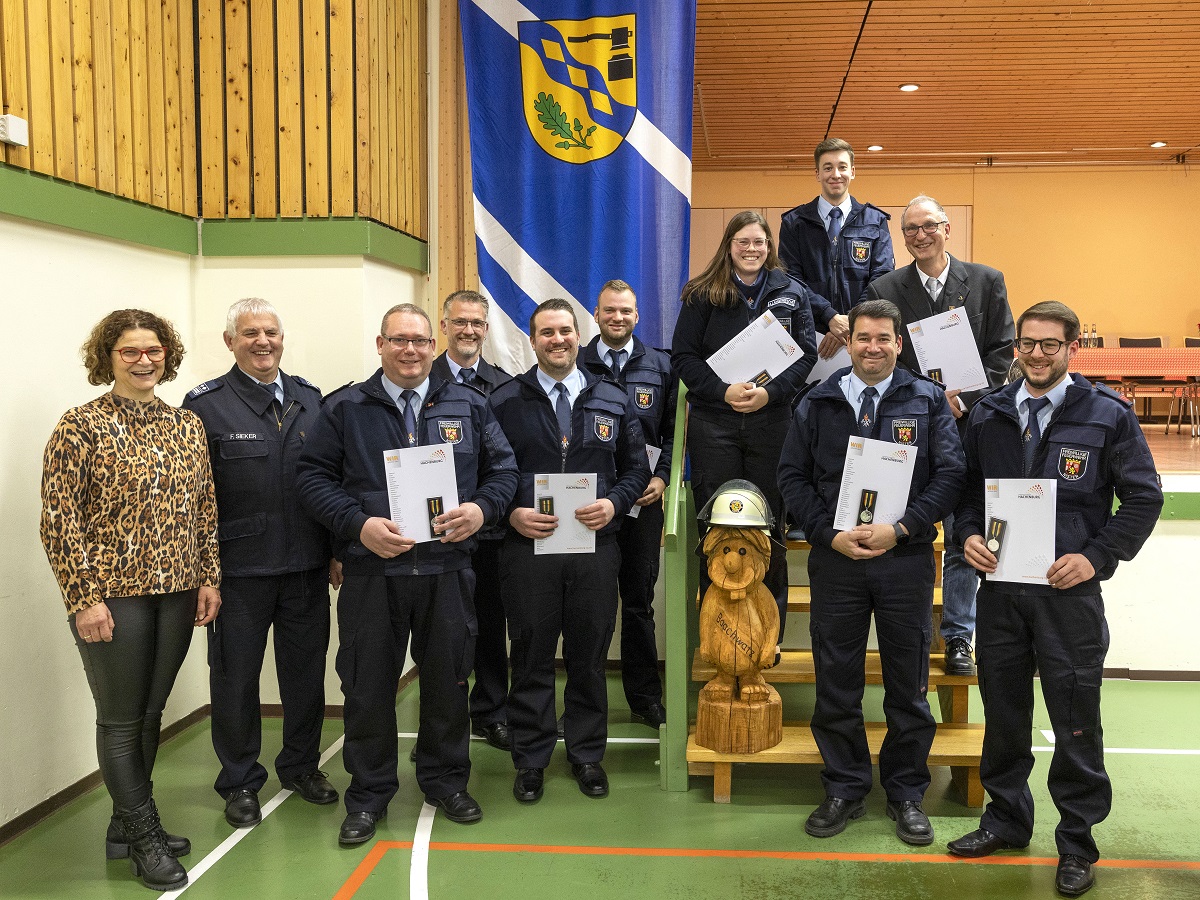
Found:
[120,799,188,891]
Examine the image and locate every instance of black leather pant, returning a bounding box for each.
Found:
[71,591,195,814]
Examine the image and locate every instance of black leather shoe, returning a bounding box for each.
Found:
[947,827,1026,857]
[804,796,865,837]
[1056,855,1095,896]
[886,800,934,846]
[571,763,609,798]
[428,791,482,824]
[513,768,544,803]
[282,770,339,805]
[224,789,262,828]
[631,702,667,729]
[472,721,513,751]
[944,638,976,676]
[339,811,385,846]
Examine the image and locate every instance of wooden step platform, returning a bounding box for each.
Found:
[691,649,976,686]
[687,722,984,807]
[787,584,942,614]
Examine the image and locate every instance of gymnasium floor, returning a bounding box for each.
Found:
[2,674,1198,899]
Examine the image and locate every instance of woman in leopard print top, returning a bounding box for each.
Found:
[39,309,221,891]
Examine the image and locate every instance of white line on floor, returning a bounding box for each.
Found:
[409,802,436,900]
[159,735,346,899]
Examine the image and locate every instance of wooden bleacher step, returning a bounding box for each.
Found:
[690,648,976,686]
[687,723,984,806]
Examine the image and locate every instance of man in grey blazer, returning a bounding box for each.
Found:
[867,195,1015,677]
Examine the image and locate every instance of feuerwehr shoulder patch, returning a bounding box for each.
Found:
[438,420,463,444]
[892,418,917,445]
[187,379,223,399]
[634,386,655,409]
[594,415,614,441]
[851,240,871,262]
[1058,447,1089,480]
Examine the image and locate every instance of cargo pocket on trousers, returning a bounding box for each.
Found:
[915,623,932,695]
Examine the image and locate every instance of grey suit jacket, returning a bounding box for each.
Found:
[867,254,1015,412]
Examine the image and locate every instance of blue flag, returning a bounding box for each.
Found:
[459,0,696,372]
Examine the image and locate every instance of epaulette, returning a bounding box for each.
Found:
[1093,382,1132,406]
[322,381,355,400]
[186,379,224,399]
[292,375,322,394]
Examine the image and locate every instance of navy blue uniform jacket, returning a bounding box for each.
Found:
[488,366,652,538]
[295,369,518,576]
[580,335,677,483]
[778,366,966,553]
[778,197,894,325]
[183,365,329,577]
[671,268,818,422]
[954,373,1162,593]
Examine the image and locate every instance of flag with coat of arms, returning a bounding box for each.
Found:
[458,0,696,373]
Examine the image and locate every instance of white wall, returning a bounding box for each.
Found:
[0,213,427,828]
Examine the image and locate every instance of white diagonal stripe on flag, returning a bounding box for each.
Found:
[627,110,692,199]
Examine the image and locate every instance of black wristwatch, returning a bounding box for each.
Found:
[893,523,911,547]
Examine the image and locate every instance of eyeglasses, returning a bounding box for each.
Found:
[1015,337,1067,355]
[901,221,947,237]
[115,346,166,363]
[732,238,768,250]
[382,336,435,349]
[448,318,488,330]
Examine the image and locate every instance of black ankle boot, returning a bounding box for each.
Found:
[119,800,188,891]
[106,816,191,859]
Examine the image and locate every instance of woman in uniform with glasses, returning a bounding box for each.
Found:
[40,309,221,892]
[671,210,819,648]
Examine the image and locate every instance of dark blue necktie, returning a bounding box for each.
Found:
[827,207,842,244]
[608,348,626,375]
[1024,396,1050,474]
[459,367,476,386]
[401,389,418,447]
[857,386,877,437]
[553,382,572,443]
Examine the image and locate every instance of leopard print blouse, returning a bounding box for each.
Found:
[40,392,221,615]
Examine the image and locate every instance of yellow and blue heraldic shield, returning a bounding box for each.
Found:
[519,15,637,163]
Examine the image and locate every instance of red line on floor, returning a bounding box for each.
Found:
[332,840,1200,897]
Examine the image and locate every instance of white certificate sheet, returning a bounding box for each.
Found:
[626,445,662,519]
[833,436,918,531]
[383,445,460,543]
[906,309,988,393]
[534,472,597,555]
[984,478,1058,585]
[706,311,803,387]
[806,336,851,385]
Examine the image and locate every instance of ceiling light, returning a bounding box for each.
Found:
[1150,141,1167,148]
[899,83,920,92]
[867,145,883,152]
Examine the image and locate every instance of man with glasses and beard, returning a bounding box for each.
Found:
[946,301,1161,898]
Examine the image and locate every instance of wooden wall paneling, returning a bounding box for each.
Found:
[197,0,225,217]
[328,0,354,216]
[128,0,151,202]
[0,0,6,165]
[367,0,381,221]
[25,0,56,175]
[69,0,96,187]
[416,0,427,237]
[49,0,76,181]
[354,0,371,217]
[90,0,116,193]
[161,0,183,212]
[223,0,250,216]
[177,0,197,216]
[249,0,276,218]
[111,0,135,198]
[383,0,396,227]
[396,0,409,232]
[458,46,476,289]
[277,0,304,217]
[1,0,33,169]
[144,0,168,206]
[302,0,329,216]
